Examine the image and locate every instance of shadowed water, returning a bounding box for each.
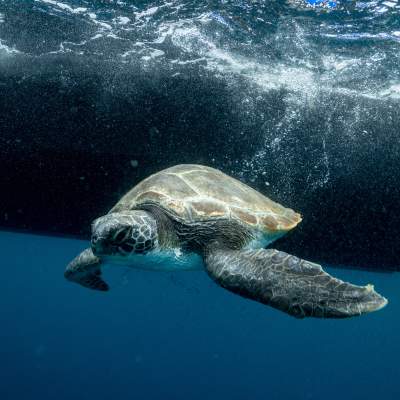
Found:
[1,0,399,268]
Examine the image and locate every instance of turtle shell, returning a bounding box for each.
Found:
[110,164,301,234]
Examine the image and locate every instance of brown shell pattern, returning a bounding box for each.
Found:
[110,164,302,233]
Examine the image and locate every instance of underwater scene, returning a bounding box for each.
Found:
[1,1,400,399]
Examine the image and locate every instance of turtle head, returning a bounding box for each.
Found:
[91,211,158,258]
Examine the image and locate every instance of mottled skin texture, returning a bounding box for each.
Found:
[205,248,386,318]
[91,211,158,256]
[65,164,388,318]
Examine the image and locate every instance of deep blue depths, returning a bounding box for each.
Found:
[1,231,399,400]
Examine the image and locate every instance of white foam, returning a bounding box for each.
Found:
[150,49,165,58]
[0,40,20,55]
[36,0,87,14]
[90,34,104,40]
[151,14,400,104]
[379,83,400,98]
[375,6,389,13]
[87,13,112,30]
[322,55,360,71]
[382,1,397,7]
[116,16,130,25]
[166,23,317,97]
[135,6,159,20]
[35,0,114,33]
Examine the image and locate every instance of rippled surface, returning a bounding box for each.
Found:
[1,0,399,179]
[1,1,399,90]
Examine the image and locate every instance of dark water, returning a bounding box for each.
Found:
[1,2,400,398]
[1,0,400,268]
[1,231,400,400]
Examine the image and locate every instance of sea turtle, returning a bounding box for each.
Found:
[65,164,387,318]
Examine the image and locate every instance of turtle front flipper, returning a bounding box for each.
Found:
[65,248,109,291]
[205,248,387,319]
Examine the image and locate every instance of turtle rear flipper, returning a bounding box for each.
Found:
[205,248,387,318]
[64,248,109,291]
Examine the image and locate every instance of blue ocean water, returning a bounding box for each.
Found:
[1,230,399,400]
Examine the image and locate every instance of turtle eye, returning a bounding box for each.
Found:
[120,243,134,253]
[114,229,127,243]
